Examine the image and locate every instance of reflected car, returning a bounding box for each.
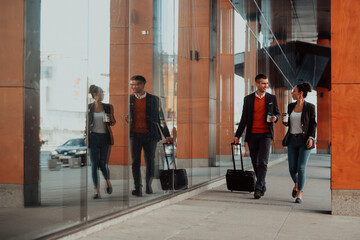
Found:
[51,138,87,166]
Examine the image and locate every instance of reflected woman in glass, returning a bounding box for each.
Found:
[87,85,116,199]
[282,82,316,204]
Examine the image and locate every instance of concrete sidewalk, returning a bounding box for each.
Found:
[77,154,360,240]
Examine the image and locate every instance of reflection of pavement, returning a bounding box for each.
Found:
[0,153,285,239]
[81,154,360,240]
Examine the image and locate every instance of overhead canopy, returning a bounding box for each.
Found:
[235,41,330,90]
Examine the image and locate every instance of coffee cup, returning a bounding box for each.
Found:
[282,113,289,124]
[267,113,274,123]
[103,114,110,123]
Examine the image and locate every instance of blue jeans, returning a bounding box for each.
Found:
[89,133,110,189]
[287,134,311,191]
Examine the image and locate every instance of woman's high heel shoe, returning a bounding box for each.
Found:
[106,181,113,195]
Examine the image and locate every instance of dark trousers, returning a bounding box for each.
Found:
[130,132,158,189]
[89,133,110,189]
[247,132,272,192]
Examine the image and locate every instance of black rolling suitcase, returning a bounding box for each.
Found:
[159,143,188,190]
[226,143,255,192]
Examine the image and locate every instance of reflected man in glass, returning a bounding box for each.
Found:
[126,75,172,196]
[87,85,116,199]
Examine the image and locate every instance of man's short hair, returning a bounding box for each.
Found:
[255,74,267,83]
[130,75,146,84]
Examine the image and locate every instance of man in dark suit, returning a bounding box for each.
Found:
[126,75,172,197]
[234,74,280,199]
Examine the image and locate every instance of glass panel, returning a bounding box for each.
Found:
[188,0,212,187]
[86,0,128,221]
[176,0,192,189]
[128,0,179,207]
[223,8,249,176]
[39,0,88,235]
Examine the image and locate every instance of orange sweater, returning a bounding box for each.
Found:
[131,97,149,133]
[251,96,269,133]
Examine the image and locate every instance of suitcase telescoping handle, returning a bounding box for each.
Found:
[163,143,177,170]
[231,143,244,171]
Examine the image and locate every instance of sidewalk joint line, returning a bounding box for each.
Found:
[274,204,295,240]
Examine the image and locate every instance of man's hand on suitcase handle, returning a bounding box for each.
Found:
[233,137,239,144]
[165,137,172,144]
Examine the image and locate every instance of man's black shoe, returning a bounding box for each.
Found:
[262,186,266,193]
[254,191,261,199]
[146,185,153,194]
[132,188,142,197]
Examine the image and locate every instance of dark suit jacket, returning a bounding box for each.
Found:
[130,93,170,141]
[87,103,115,145]
[284,101,317,146]
[235,92,280,142]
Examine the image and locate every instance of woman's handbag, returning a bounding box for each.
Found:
[282,132,290,147]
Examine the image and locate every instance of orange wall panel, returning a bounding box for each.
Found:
[331,84,360,189]
[0,0,25,184]
[0,0,24,87]
[178,27,192,58]
[110,28,129,45]
[177,58,192,98]
[109,146,129,165]
[331,0,360,190]
[109,45,129,95]
[193,0,210,27]
[191,123,209,158]
[179,0,192,28]
[191,98,210,124]
[177,123,192,159]
[130,27,153,44]
[109,95,129,147]
[130,0,153,28]
[177,97,192,123]
[191,60,210,98]
[193,27,210,58]
[219,126,234,152]
[0,88,24,183]
[332,1,360,85]
[110,0,129,26]
[129,44,153,89]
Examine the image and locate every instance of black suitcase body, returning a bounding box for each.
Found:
[159,169,188,190]
[159,144,188,190]
[226,143,255,192]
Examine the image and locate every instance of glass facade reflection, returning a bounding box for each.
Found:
[0,0,326,239]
